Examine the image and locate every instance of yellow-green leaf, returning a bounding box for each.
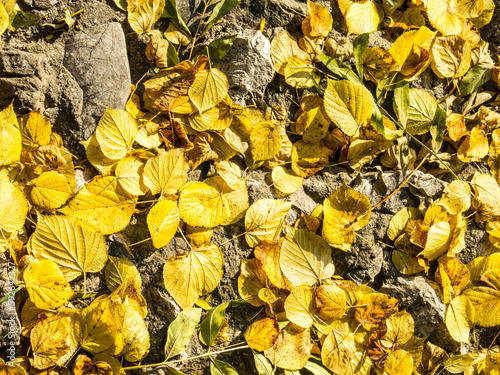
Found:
[445,295,474,343]
[0,103,22,166]
[95,108,138,160]
[142,148,189,196]
[245,199,292,247]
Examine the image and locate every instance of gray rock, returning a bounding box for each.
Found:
[219,29,274,107]
[0,50,51,112]
[63,22,131,140]
[381,276,446,337]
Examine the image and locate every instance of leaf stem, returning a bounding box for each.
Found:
[122,345,250,371]
[189,1,210,59]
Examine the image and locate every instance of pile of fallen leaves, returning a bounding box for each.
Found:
[3,0,500,374]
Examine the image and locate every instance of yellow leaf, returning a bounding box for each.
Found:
[30,308,80,369]
[381,311,414,347]
[457,125,489,162]
[19,112,51,149]
[143,58,206,112]
[291,139,331,177]
[383,349,413,375]
[295,106,330,144]
[446,113,467,142]
[245,199,292,247]
[59,176,137,235]
[264,323,312,370]
[0,170,28,234]
[322,182,371,251]
[81,296,121,354]
[215,160,244,190]
[271,166,304,196]
[254,239,289,289]
[431,36,472,79]
[471,173,500,220]
[81,134,117,175]
[0,359,26,375]
[423,0,464,35]
[95,108,138,160]
[362,47,399,83]
[270,30,312,75]
[188,68,229,113]
[324,79,373,138]
[147,199,180,248]
[280,227,335,286]
[136,123,162,148]
[485,353,500,375]
[462,270,500,327]
[30,171,72,210]
[347,138,393,171]
[142,148,189,196]
[28,215,108,281]
[244,317,280,351]
[73,357,112,375]
[238,258,267,307]
[23,259,73,310]
[0,103,22,166]
[419,221,451,261]
[127,0,165,34]
[0,2,8,36]
[445,295,474,343]
[92,354,125,375]
[205,176,249,226]
[178,181,230,228]
[302,0,332,38]
[163,243,224,309]
[354,293,399,331]
[321,322,357,374]
[285,284,322,329]
[435,256,470,304]
[105,256,141,292]
[436,180,471,215]
[164,22,191,46]
[316,284,347,322]
[250,121,282,162]
[284,56,320,89]
[392,234,425,275]
[337,0,384,34]
[190,131,237,169]
[387,207,421,241]
[188,105,231,133]
[119,302,150,362]
[115,156,148,196]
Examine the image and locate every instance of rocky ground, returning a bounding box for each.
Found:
[2,0,500,374]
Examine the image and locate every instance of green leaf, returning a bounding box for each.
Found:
[200,300,245,347]
[8,7,41,31]
[430,106,446,152]
[167,41,180,66]
[304,355,331,375]
[320,55,360,83]
[394,81,410,128]
[112,0,127,11]
[201,0,241,37]
[162,0,191,36]
[197,34,237,64]
[253,351,273,375]
[353,33,369,81]
[211,359,239,375]
[457,62,493,97]
[165,307,202,360]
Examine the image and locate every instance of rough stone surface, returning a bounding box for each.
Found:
[381,276,446,337]
[219,29,275,107]
[63,22,131,140]
[0,50,51,112]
